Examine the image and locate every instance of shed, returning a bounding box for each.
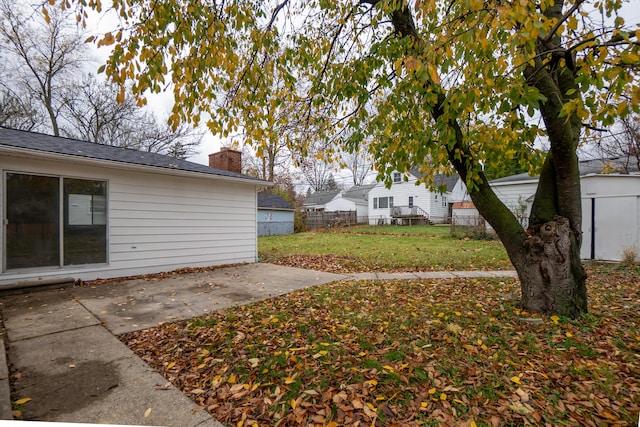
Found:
[581,173,640,261]
[0,127,268,286]
[257,193,295,236]
[489,157,640,262]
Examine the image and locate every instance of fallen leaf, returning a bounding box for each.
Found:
[144,407,152,417]
[14,397,31,405]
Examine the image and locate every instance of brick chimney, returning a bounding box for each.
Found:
[208,147,242,174]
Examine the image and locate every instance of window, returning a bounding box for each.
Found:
[376,196,393,209]
[5,173,107,270]
[393,172,401,183]
[408,196,414,207]
[442,196,447,208]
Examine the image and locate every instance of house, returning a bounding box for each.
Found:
[489,157,640,261]
[324,184,376,223]
[368,170,467,225]
[0,127,268,286]
[302,189,342,212]
[257,193,295,236]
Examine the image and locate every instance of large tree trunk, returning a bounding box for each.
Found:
[516,217,588,317]
[463,170,587,318]
[384,0,589,318]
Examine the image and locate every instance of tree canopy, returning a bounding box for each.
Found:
[68,0,639,316]
[75,0,638,182]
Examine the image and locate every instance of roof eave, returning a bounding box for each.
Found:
[1,145,272,187]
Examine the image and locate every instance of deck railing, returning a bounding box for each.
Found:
[391,205,430,219]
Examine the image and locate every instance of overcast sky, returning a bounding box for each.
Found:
[86,1,640,172]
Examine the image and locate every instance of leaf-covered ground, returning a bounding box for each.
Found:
[121,265,639,426]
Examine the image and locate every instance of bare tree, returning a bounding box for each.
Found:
[0,0,86,135]
[64,74,202,158]
[592,114,640,173]
[340,139,374,186]
[0,86,41,130]
[299,146,336,192]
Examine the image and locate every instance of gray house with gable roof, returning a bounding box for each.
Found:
[0,127,268,286]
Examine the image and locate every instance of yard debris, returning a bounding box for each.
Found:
[121,265,639,426]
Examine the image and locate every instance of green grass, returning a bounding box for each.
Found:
[259,224,511,271]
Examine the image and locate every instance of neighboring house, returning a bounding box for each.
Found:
[324,184,376,223]
[489,157,640,262]
[0,127,268,286]
[303,189,342,211]
[257,193,295,236]
[368,170,467,225]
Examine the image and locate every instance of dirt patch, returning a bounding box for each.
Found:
[12,359,119,420]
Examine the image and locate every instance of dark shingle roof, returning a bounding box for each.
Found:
[258,193,294,210]
[408,169,460,192]
[434,174,460,192]
[343,184,376,201]
[0,127,265,183]
[303,189,342,206]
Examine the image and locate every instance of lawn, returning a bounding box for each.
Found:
[122,263,639,426]
[259,225,511,272]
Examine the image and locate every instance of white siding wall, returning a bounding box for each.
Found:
[324,197,368,221]
[368,176,451,224]
[325,197,357,212]
[581,175,640,261]
[492,174,640,262]
[490,179,538,227]
[490,180,538,212]
[1,155,258,285]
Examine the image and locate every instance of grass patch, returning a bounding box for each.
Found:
[259,225,510,272]
[121,265,639,426]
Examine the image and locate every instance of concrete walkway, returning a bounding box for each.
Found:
[0,263,517,426]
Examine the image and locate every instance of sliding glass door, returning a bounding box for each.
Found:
[4,172,107,271]
[5,173,60,269]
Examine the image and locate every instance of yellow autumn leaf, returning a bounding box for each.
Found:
[144,407,152,417]
[14,398,31,405]
[428,387,437,394]
[440,393,447,401]
[566,332,573,337]
[470,421,478,427]
[550,315,560,325]
[366,379,378,386]
[510,376,521,384]
[427,65,440,85]
[166,361,176,370]
[290,398,297,409]
[228,374,237,384]
[284,377,296,384]
[421,401,428,408]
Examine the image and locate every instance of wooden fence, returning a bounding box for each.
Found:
[305,210,358,230]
